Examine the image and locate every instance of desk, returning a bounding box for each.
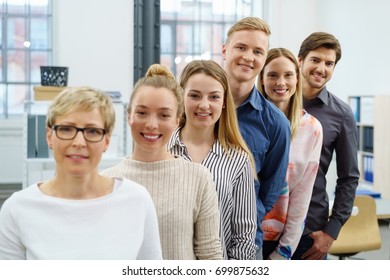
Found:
[376,199,390,220]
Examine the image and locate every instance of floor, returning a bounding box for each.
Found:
[0,184,22,209]
[1,184,389,260]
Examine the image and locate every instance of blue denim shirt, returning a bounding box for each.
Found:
[236,86,291,248]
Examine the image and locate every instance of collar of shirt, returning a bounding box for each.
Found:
[167,127,181,150]
[168,127,224,158]
[239,86,264,111]
[304,86,329,107]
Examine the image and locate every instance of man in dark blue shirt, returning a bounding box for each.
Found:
[222,17,291,259]
[292,32,360,260]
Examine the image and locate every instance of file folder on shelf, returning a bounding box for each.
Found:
[349,96,360,123]
[363,155,374,183]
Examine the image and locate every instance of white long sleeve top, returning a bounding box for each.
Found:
[0,178,162,260]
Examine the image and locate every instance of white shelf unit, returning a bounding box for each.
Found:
[349,96,374,186]
[349,95,390,199]
[23,100,129,188]
[373,95,390,199]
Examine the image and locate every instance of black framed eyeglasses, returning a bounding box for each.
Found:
[52,125,107,143]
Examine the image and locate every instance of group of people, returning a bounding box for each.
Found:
[0,17,359,260]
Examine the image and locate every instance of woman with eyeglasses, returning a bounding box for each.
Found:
[0,87,162,260]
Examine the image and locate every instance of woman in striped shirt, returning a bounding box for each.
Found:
[168,60,257,259]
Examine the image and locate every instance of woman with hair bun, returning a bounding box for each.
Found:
[102,64,223,260]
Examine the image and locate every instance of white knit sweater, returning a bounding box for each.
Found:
[102,157,223,260]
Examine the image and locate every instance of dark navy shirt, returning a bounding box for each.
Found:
[303,87,359,239]
[236,86,291,247]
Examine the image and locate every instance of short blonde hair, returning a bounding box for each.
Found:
[46,86,116,135]
[225,16,271,44]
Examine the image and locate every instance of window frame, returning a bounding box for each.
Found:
[160,0,264,78]
[0,0,53,119]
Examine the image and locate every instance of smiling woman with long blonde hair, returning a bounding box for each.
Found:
[258,48,323,260]
[168,60,257,260]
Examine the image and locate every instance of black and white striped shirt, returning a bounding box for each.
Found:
[168,128,257,260]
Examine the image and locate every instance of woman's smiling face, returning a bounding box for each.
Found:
[129,86,179,159]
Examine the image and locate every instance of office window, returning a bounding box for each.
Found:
[161,0,265,78]
[0,0,52,119]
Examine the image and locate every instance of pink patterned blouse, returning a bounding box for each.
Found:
[261,110,323,259]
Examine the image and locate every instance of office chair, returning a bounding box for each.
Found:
[328,195,382,260]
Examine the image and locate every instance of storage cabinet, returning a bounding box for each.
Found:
[349,96,374,186]
[349,95,390,199]
[23,96,130,188]
[373,95,390,199]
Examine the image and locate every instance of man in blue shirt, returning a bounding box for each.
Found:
[222,17,291,259]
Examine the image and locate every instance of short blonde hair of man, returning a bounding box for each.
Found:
[46,86,116,135]
[225,16,271,44]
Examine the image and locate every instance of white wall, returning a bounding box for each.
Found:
[266,0,390,100]
[0,1,134,184]
[53,0,133,102]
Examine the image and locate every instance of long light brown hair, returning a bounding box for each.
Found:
[180,60,257,176]
[258,48,302,139]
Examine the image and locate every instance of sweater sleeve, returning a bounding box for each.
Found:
[193,169,223,260]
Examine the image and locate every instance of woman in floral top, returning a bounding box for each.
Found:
[258,48,323,260]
